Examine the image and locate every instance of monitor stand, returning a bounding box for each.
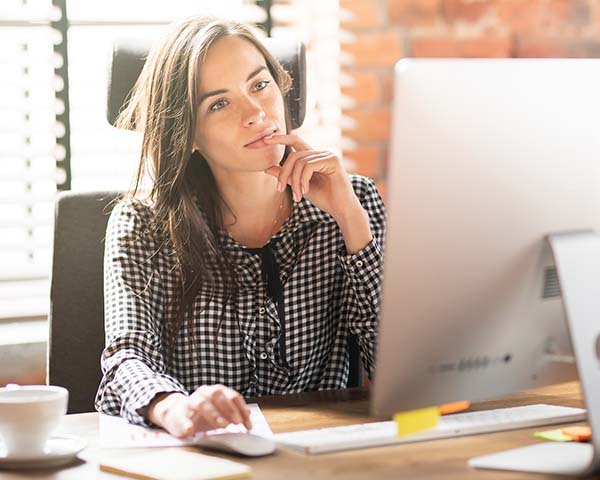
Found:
[469,231,600,476]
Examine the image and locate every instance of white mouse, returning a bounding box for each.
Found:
[195,433,276,457]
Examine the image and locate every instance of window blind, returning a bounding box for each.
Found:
[1,0,341,321]
[0,0,56,319]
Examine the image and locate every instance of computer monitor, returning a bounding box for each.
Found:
[373,58,600,419]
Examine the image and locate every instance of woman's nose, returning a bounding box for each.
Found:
[242,97,266,126]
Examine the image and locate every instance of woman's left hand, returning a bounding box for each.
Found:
[263,133,362,220]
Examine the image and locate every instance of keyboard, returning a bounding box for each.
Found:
[274,404,586,454]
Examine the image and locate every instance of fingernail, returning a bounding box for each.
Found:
[245,420,253,430]
[216,416,227,427]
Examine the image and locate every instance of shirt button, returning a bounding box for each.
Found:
[258,307,266,315]
[259,352,268,360]
[356,260,364,268]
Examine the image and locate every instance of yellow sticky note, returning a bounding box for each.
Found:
[393,407,440,437]
[533,429,573,442]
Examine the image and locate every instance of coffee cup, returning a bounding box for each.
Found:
[0,384,69,456]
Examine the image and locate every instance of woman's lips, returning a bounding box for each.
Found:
[244,128,278,148]
[245,135,275,149]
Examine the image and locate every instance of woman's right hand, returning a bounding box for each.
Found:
[147,384,253,438]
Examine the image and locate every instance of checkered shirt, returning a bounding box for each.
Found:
[95,174,386,426]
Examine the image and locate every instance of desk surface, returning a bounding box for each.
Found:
[0,381,596,479]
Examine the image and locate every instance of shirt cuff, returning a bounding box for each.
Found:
[122,369,187,427]
[337,236,383,281]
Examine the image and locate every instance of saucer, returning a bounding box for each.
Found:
[0,435,87,470]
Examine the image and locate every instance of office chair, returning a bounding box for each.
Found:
[49,35,361,414]
[49,191,120,414]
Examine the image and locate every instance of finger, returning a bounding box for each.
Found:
[291,152,325,201]
[300,161,317,195]
[187,389,224,430]
[198,401,229,430]
[230,394,252,430]
[210,389,243,425]
[301,153,339,194]
[164,399,205,438]
[278,150,315,193]
[291,156,308,202]
[263,133,312,152]
[188,388,208,410]
[264,164,282,179]
[170,414,196,438]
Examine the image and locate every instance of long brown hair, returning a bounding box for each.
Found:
[116,16,293,365]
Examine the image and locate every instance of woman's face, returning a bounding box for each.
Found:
[193,35,286,174]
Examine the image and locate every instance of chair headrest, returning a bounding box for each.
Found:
[106,37,306,130]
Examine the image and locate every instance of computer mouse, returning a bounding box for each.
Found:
[195,433,276,457]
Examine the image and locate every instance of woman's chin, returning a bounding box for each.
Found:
[259,146,285,166]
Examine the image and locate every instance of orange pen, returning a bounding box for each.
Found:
[439,401,471,415]
[562,426,592,442]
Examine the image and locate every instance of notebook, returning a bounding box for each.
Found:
[99,449,251,480]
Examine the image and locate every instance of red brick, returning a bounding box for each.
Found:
[516,37,600,57]
[494,0,547,34]
[545,0,592,34]
[340,0,383,29]
[411,35,513,57]
[383,72,394,103]
[443,0,491,24]
[341,31,404,67]
[459,36,513,57]
[387,0,443,27]
[410,36,458,56]
[342,107,391,141]
[341,70,383,105]
[343,144,382,178]
[382,144,390,176]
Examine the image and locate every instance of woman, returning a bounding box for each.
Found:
[95,15,386,439]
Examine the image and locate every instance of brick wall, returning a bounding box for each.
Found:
[340,0,600,197]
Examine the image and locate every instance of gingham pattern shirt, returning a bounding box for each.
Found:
[95,174,386,426]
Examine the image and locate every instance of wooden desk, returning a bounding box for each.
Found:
[0,381,595,479]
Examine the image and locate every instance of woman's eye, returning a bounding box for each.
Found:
[254,79,271,91]
[209,99,228,112]
[208,80,270,112]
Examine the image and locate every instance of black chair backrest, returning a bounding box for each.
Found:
[106,37,307,130]
[49,191,119,413]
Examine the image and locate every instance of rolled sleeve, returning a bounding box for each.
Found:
[336,236,384,314]
[336,176,386,378]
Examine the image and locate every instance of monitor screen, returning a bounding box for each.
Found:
[372,58,600,417]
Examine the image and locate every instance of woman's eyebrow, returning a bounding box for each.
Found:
[198,65,267,105]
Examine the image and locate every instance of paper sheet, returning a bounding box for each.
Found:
[99,403,273,448]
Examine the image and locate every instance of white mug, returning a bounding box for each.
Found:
[0,384,69,456]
